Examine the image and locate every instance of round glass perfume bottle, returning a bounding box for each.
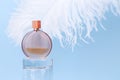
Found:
[22,20,52,60]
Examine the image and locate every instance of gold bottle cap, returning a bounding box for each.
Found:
[32,20,41,29]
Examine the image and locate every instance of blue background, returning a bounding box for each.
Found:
[0,0,120,80]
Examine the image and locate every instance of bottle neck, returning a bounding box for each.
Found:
[34,28,40,31]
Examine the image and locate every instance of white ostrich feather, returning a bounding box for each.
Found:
[7,0,120,48]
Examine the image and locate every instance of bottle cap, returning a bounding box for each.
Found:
[32,20,41,29]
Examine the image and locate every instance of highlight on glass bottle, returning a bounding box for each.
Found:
[22,20,52,60]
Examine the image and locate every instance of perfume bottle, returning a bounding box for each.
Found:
[22,20,52,60]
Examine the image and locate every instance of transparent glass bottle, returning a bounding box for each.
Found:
[22,20,52,60]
